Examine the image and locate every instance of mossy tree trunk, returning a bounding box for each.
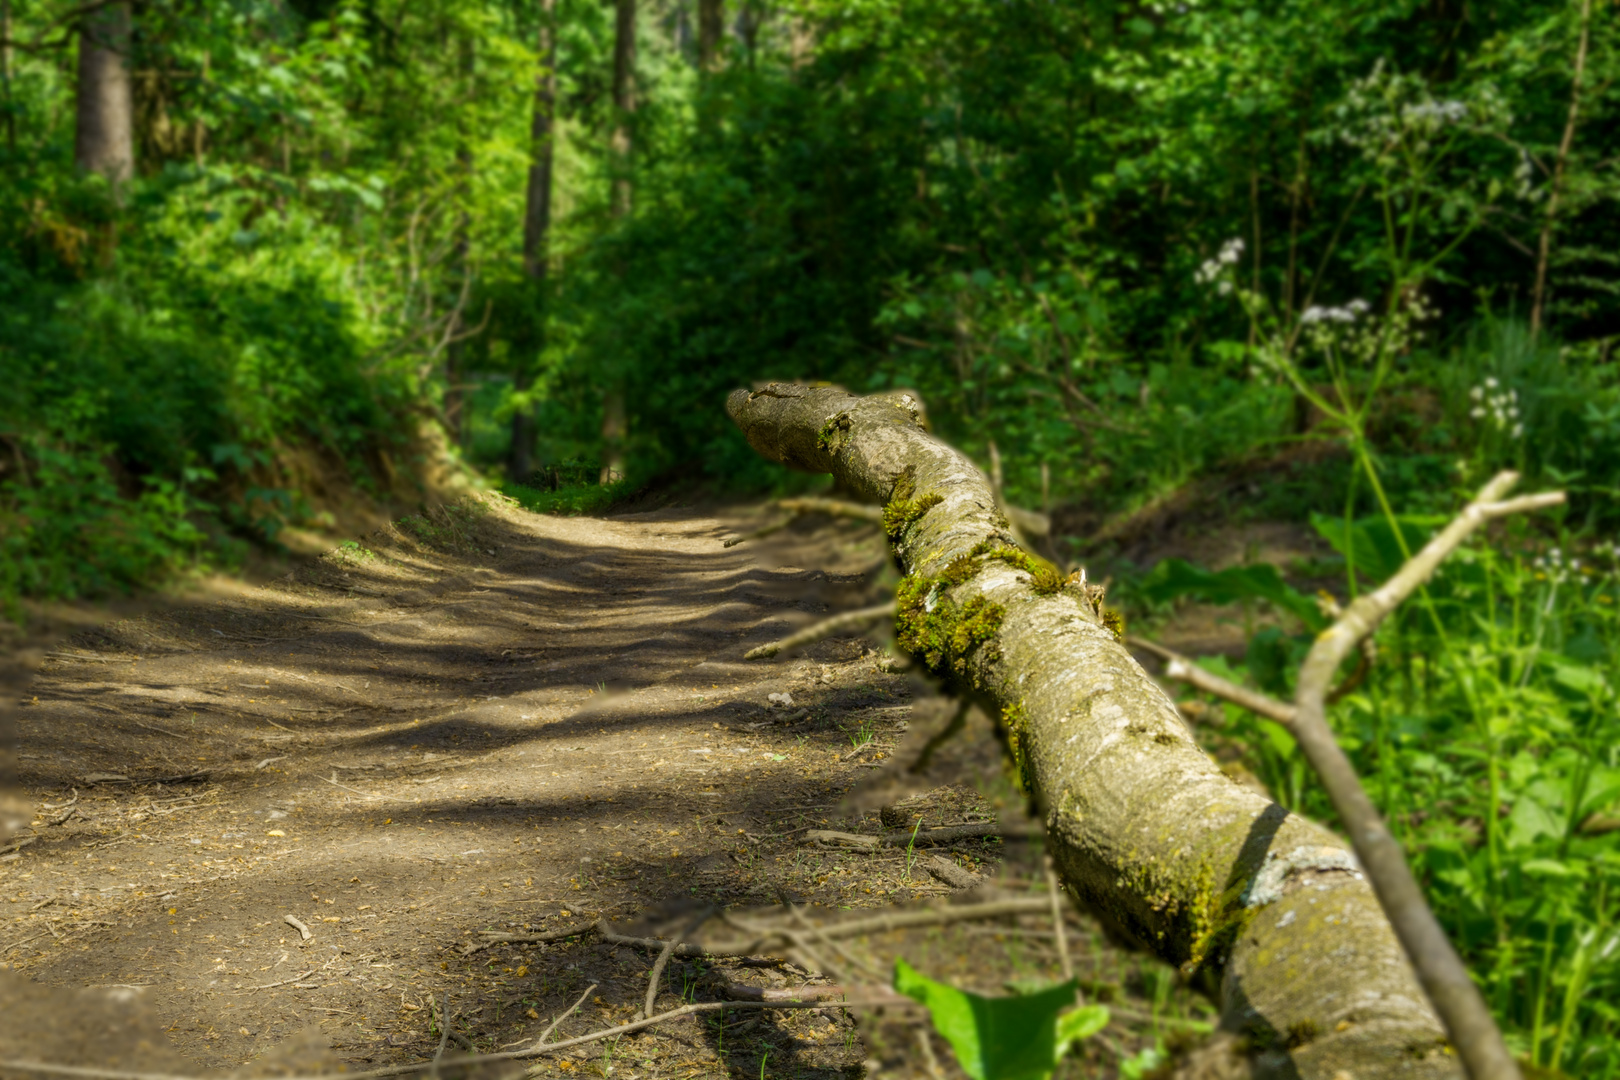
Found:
[727,384,1460,1080]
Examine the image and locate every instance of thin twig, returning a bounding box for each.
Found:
[1128,637,1299,726]
[1044,857,1075,986]
[644,909,712,1019]
[774,497,884,522]
[463,921,595,955]
[316,773,385,800]
[745,602,895,660]
[1289,472,1557,1080]
[242,970,313,992]
[538,982,596,1047]
[790,903,881,980]
[429,993,453,1079]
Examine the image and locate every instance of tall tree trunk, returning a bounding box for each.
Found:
[445,32,475,453]
[510,0,559,483]
[698,0,722,70]
[2,0,15,153]
[600,0,636,486]
[75,2,134,185]
[610,0,635,221]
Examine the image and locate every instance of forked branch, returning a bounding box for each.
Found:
[1146,471,1560,1080]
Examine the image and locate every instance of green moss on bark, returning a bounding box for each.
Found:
[816,411,852,452]
[895,572,1004,678]
[1000,699,1032,793]
[973,542,1067,596]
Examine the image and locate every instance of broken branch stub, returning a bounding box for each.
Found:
[727,383,1459,1079]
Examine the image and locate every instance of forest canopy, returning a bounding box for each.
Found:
[4,0,1617,609]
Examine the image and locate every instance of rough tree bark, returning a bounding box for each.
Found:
[75,1,134,184]
[445,30,476,452]
[510,0,558,482]
[727,384,1460,1080]
[698,0,722,70]
[600,0,635,485]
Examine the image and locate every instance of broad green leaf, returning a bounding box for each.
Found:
[1308,513,1448,586]
[894,959,1104,1080]
[1139,558,1325,632]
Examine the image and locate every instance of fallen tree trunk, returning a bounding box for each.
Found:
[727,384,1458,1079]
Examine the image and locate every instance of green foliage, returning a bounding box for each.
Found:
[501,476,641,517]
[1166,524,1620,1073]
[893,958,1108,1080]
[1141,559,1327,634]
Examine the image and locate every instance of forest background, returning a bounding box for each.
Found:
[3,0,1620,1074]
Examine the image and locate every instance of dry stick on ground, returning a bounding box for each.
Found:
[804,821,1005,849]
[1145,472,1560,1080]
[725,382,1466,1079]
[744,601,897,660]
[537,982,597,1047]
[723,495,884,547]
[644,909,714,1019]
[790,903,882,980]
[600,898,1053,960]
[465,921,596,954]
[774,496,884,522]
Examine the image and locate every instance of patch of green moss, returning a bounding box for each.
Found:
[1000,700,1032,793]
[977,543,1066,596]
[1102,607,1126,641]
[895,571,1004,679]
[939,553,980,588]
[816,411,852,453]
[883,468,943,540]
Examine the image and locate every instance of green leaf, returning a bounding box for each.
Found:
[1055,1005,1111,1055]
[1139,558,1325,633]
[894,960,1103,1080]
[1308,513,1448,586]
[1521,858,1576,878]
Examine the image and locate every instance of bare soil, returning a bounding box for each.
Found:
[2,498,1211,1079]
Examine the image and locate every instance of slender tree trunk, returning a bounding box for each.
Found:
[698,0,722,70]
[600,0,636,486]
[510,0,559,483]
[75,2,135,185]
[1530,0,1593,342]
[445,33,475,452]
[610,0,635,221]
[2,0,15,153]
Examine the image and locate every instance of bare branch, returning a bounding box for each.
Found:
[1128,636,1298,726]
[536,982,596,1047]
[644,909,712,1019]
[744,602,895,660]
[1290,471,1560,1080]
[775,496,883,522]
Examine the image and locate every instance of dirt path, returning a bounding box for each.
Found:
[3,499,1205,1078]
